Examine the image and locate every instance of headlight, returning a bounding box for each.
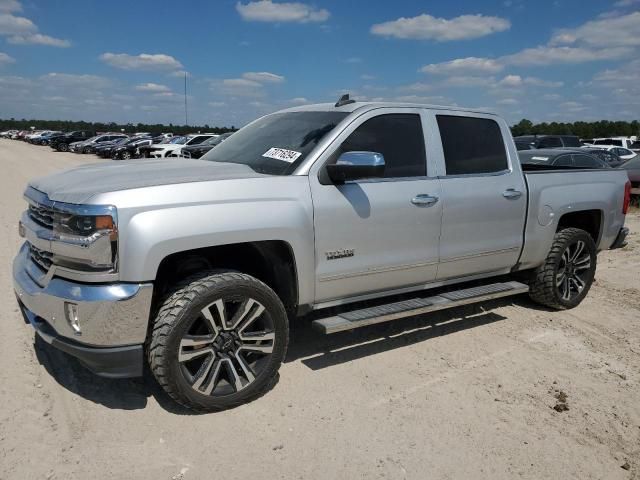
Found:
[51,207,118,272]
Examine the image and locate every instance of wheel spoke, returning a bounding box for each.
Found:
[574,255,591,270]
[221,358,245,392]
[230,298,265,331]
[238,343,274,354]
[569,241,584,262]
[191,355,216,391]
[239,330,275,343]
[571,275,586,290]
[178,345,214,363]
[180,334,215,347]
[234,352,256,384]
[561,276,571,300]
[201,301,223,337]
[200,360,224,395]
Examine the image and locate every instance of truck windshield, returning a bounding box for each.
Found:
[201,111,349,175]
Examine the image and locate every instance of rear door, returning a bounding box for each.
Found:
[309,109,442,303]
[432,112,527,280]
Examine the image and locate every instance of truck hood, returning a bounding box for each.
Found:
[29,159,264,204]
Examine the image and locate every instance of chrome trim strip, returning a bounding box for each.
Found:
[439,247,520,264]
[318,260,439,282]
[312,268,512,310]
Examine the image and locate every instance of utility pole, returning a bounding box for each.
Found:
[184,71,188,126]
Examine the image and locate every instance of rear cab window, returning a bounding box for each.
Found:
[436,115,508,175]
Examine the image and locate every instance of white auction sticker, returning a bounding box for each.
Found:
[262,147,302,163]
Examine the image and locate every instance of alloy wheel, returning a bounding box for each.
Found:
[178,296,275,397]
[556,240,591,301]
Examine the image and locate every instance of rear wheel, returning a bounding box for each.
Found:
[57,143,69,152]
[529,228,597,310]
[148,271,288,412]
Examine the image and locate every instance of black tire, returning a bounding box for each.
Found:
[83,146,92,154]
[121,151,131,160]
[529,227,597,310]
[148,270,289,412]
[57,143,69,152]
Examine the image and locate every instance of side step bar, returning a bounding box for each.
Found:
[312,281,529,334]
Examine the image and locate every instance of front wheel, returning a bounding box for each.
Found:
[120,151,131,160]
[529,227,597,310]
[148,271,289,412]
[57,143,69,152]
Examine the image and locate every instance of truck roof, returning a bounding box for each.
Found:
[278,101,499,117]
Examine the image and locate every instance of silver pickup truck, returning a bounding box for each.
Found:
[13,100,632,411]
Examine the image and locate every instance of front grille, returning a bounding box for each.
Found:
[29,244,53,271]
[28,203,55,229]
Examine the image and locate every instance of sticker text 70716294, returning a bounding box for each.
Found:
[262,147,302,163]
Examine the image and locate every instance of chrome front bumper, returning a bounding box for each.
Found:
[13,243,153,347]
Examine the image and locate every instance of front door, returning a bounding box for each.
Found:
[309,109,442,304]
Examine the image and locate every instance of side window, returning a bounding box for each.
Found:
[572,154,602,168]
[611,139,623,147]
[437,115,508,175]
[553,155,573,167]
[538,136,562,148]
[617,148,632,156]
[338,114,426,178]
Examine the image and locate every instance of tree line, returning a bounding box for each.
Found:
[2,117,639,139]
[511,119,640,139]
[0,118,236,135]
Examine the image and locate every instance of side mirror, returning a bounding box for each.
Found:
[326,151,385,184]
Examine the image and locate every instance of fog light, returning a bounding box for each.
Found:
[64,302,81,335]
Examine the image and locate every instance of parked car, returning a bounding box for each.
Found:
[519,149,610,169]
[619,156,640,189]
[0,129,18,138]
[111,136,155,160]
[589,137,638,150]
[93,136,132,157]
[13,99,630,411]
[514,134,581,149]
[70,133,129,154]
[141,134,217,158]
[33,131,63,146]
[567,147,625,167]
[515,141,535,151]
[180,132,233,159]
[50,131,95,152]
[590,145,638,162]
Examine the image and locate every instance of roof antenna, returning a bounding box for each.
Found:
[335,93,356,108]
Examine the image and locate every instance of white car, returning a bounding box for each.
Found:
[590,145,638,161]
[589,137,639,150]
[144,134,217,158]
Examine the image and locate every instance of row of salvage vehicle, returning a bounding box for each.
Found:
[0,129,233,160]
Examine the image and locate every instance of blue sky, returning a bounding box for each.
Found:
[0,0,638,127]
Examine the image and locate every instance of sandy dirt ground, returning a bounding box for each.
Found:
[0,138,639,480]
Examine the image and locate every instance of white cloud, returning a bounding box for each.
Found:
[560,101,586,112]
[497,98,519,105]
[371,13,510,41]
[242,71,285,83]
[0,12,35,35]
[0,12,69,47]
[0,0,21,12]
[288,97,308,104]
[399,82,433,92]
[344,57,362,64]
[236,1,329,23]
[360,74,376,80]
[496,74,563,88]
[420,57,503,75]
[551,11,640,48]
[100,53,183,71]
[502,46,633,66]
[613,0,640,6]
[8,33,70,47]
[445,76,494,87]
[542,93,562,101]
[40,73,111,89]
[135,82,171,93]
[0,51,15,65]
[168,70,190,78]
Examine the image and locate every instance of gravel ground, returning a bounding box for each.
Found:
[1,138,639,480]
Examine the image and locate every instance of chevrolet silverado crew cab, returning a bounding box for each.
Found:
[13,98,631,412]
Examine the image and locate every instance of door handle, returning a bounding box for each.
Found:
[502,188,523,199]
[411,194,439,207]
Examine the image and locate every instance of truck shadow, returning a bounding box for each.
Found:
[32,294,536,414]
[286,296,527,370]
